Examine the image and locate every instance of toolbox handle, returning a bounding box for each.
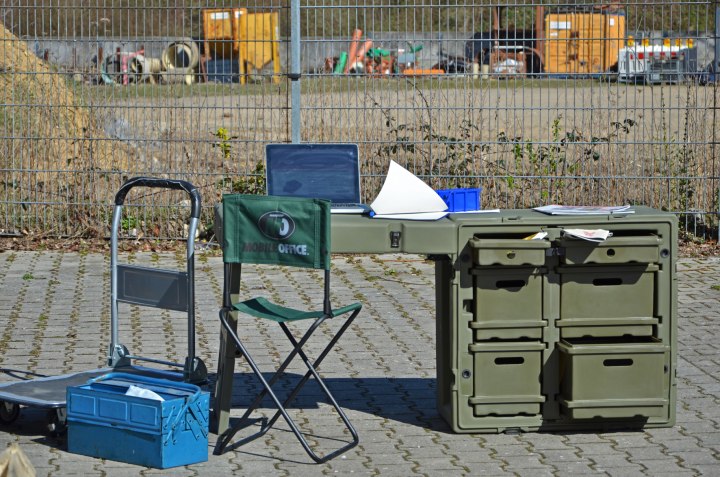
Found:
[87,372,207,445]
[87,372,202,394]
[114,177,202,219]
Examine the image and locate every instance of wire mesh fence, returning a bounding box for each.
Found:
[0,1,718,243]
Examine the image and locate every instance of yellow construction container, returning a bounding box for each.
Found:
[240,12,281,83]
[202,8,247,59]
[544,12,625,75]
[201,8,280,84]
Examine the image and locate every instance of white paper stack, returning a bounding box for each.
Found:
[370,161,449,221]
[533,204,634,215]
[562,228,613,242]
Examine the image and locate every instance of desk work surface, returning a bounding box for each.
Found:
[216,204,675,255]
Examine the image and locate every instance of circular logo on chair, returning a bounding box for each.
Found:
[258,211,295,240]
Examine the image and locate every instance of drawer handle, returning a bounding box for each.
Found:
[495,357,525,365]
[496,279,526,289]
[603,358,633,367]
[593,277,623,286]
[606,248,616,256]
[506,251,516,259]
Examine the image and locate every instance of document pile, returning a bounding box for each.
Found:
[562,228,613,242]
[533,204,633,215]
[370,161,449,220]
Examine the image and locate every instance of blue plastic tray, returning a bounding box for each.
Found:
[436,188,482,212]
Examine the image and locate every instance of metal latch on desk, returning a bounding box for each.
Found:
[546,247,564,256]
[390,231,401,248]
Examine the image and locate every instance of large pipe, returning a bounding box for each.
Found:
[161,67,194,85]
[350,39,373,71]
[162,39,200,70]
[344,29,363,73]
[128,55,162,82]
[493,7,501,35]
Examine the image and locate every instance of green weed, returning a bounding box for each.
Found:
[219,161,266,195]
[212,127,237,161]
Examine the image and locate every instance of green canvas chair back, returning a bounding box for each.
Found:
[222,194,331,270]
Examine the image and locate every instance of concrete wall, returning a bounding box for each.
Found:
[27,31,716,75]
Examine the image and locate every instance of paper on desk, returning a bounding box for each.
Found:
[451,209,500,214]
[370,161,448,220]
[562,228,613,242]
[534,204,633,215]
[371,211,449,220]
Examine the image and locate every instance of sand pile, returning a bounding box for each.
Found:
[1,23,133,209]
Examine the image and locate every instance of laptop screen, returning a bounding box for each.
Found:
[265,143,361,204]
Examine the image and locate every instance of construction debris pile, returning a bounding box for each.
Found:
[99,9,281,85]
[324,29,444,77]
[100,39,199,85]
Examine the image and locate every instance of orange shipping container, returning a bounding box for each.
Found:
[544,12,625,74]
[604,13,625,73]
[544,13,576,74]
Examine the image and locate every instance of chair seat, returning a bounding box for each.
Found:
[234,296,362,323]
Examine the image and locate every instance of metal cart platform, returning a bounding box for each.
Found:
[0,177,207,433]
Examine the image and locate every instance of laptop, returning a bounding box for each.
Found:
[265,143,371,214]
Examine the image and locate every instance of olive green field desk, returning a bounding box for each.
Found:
[212,206,677,435]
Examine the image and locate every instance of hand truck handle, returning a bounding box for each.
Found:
[114,176,202,219]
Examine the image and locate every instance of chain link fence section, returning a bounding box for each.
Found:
[0,1,718,242]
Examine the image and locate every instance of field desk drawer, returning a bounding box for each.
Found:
[471,266,547,340]
[557,264,660,338]
[468,341,545,417]
[559,234,662,265]
[557,339,670,419]
[437,207,677,433]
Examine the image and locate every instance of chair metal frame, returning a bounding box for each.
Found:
[213,195,361,463]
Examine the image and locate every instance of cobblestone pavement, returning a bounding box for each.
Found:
[0,250,718,476]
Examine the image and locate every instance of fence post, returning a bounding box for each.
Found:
[716,1,719,240]
[715,1,720,73]
[290,0,301,143]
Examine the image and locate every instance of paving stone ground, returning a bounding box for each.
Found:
[0,250,718,476]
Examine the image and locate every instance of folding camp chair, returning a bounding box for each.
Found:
[214,194,362,463]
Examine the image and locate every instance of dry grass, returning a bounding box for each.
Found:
[1,23,138,235]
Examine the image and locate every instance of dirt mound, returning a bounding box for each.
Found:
[1,23,133,211]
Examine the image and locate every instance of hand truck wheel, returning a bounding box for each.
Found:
[46,408,67,436]
[0,401,20,425]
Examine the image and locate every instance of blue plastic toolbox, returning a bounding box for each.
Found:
[66,373,209,468]
[436,188,482,212]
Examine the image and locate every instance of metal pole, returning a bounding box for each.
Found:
[716,2,720,74]
[290,0,301,143]
[715,3,719,239]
